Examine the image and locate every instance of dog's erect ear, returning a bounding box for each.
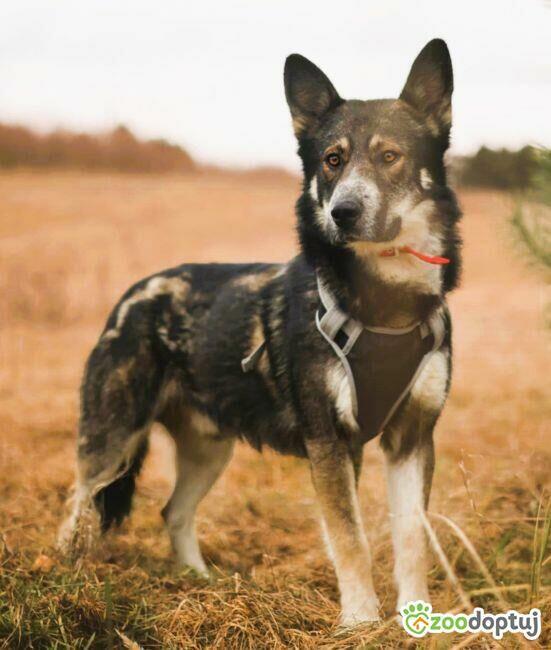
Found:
[284,54,342,137]
[399,39,453,134]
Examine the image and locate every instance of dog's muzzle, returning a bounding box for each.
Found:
[369,215,402,243]
[332,204,402,244]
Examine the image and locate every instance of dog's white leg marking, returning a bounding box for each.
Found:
[306,437,379,626]
[164,432,234,574]
[384,449,431,610]
[319,517,336,563]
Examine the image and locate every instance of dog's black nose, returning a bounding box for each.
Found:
[331,201,361,227]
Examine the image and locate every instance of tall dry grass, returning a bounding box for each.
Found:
[0,172,549,648]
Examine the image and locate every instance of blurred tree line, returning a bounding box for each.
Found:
[0,123,194,172]
[456,145,539,190]
[456,144,550,275]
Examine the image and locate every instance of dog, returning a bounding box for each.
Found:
[59,38,461,626]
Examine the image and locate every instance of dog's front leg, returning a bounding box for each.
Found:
[382,417,436,612]
[305,436,379,626]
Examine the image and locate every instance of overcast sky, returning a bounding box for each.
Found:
[1,0,550,171]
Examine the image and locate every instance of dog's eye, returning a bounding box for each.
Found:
[326,153,341,168]
[382,150,399,164]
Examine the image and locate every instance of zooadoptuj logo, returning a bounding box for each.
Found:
[400,600,542,641]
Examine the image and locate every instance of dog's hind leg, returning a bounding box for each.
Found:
[161,411,234,574]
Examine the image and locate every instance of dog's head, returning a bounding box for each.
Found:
[284,39,457,287]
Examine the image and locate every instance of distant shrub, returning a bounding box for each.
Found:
[511,205,551,270]
[511,148,551,272]
[0,123,194,173]
[458,145,538,190]
[531,147,551,206]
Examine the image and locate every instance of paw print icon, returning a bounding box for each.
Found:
[401,601,432,637]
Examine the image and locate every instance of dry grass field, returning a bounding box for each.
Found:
[0,170,549,649]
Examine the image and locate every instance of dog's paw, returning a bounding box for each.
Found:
[177,563,211,581]
[335,615,381,637]
[338,614,381,629]
[339,605,381,629]
[395,590,430,614]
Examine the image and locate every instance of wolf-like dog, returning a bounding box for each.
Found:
[59,39,461,625]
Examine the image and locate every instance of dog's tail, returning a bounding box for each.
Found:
[92,437,150,533]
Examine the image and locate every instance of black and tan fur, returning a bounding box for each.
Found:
[59,39,461,625]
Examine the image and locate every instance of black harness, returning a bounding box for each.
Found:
[241,277,445,443]
[316,278,445,442]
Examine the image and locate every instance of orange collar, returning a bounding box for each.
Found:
[379,245,450,265]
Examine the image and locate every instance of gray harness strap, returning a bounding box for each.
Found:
[241,339,267,373]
